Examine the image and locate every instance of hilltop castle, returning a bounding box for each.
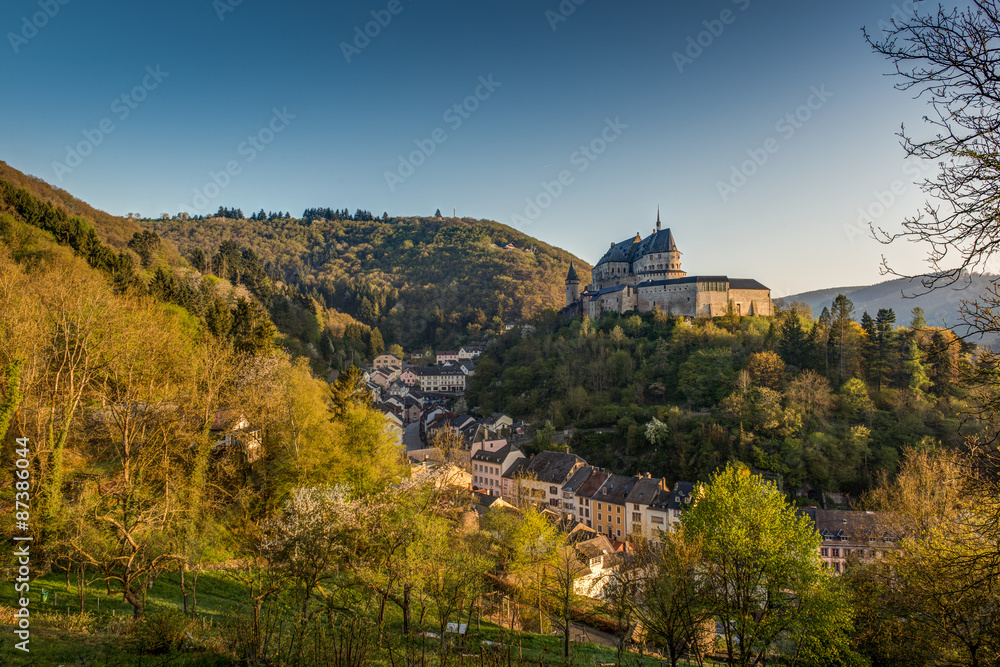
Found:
[564,211,773,318]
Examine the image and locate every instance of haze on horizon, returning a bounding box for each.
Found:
[0,0,959,297]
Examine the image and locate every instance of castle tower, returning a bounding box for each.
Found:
[565,261,581,306]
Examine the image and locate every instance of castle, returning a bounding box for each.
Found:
[563,211,773,318]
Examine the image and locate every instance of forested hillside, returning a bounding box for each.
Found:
[0,160,151,251]
[468,302,981,498]
[148,212,590,350]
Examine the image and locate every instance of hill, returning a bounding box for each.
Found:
[147,213,590,350]
[468,306,974,497]
[785,274,999,342]
[0,160,151,251]
[0,160,589,359]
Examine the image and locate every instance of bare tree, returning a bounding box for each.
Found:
[866,1,1000,292]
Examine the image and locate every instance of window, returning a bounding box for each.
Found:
[597,502,602,511]
[616,529,622,538]
[833,562,841,573]
[550,486,558,495]
[821,548,828,557]
[632,513,641,523]
[651,516,663,525]
[831,548,840,558]
[633,504,639,510]
[616,517,621,525]
[616,506,621,513]
[597,513,602,521]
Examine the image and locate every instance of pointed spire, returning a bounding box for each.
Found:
[566,261,580,283]
[656,206,662,231]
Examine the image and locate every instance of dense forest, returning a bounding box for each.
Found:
[147,211,589,352]
[468,301,980,498]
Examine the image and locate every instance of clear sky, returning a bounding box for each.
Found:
[0,0,950,296]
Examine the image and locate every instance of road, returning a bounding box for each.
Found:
[404,422,423,451]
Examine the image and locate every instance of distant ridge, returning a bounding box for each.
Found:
[785,274,1000,341]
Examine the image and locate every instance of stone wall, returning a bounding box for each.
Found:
[636,283,698,316]
[728,288,773,316]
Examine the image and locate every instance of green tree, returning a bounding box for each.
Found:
[830,294,857,382]
[682,463,857,667]
[328,365,371,418]
[839,378,874,420]
[778,314,812,370]
[368,327,385,357]
[900,336,931,394]
[231,298,276,355]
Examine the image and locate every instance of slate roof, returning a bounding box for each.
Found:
[595,226,679,268]
[576,534,616,561]
[593,474,639,505]
[588,284,629,300]
[576,470,610,497]
[472,443,519,464]
[667,482,695,511]
[411,366,465,377]
[562,466,594,494]
[502,457,530,479]
[648,488,673,512]
[566,261,580,283]
[524,451,585,485]
[625,477,663,506]
[729,278,770,290]
[798,508,886,543]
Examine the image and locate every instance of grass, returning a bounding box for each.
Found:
[0,569,247,621]
[0,573,709,665]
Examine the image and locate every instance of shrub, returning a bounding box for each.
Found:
[131,610,192,654]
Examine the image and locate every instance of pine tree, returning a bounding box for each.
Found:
[190,247,206,272]
[368,327,385,357]
[830,295,856,382]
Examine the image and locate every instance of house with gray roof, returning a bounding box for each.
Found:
[520,450,586,511]
[624,475,668,536]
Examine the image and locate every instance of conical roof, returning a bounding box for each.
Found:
[566,261,580,283]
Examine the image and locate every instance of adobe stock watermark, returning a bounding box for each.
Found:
[341,0,412,63]
[843,160,932,245]
[181,107,295,212]
[717,84,833,203]
[51,66,170,184]
[510,117,628,229]
[870,0,918,38]
[384,75,501,192]
[8,0,71,54]
[213,0,243,21]
[546,0,587,31]
[672,0,751,73]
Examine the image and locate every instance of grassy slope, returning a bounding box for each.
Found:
[0,572,686,666]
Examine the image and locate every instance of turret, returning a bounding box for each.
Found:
[565,261,581,306]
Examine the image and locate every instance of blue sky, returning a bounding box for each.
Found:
[0,0,947,295]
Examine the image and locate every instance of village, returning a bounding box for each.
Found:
[320,343,894,602]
